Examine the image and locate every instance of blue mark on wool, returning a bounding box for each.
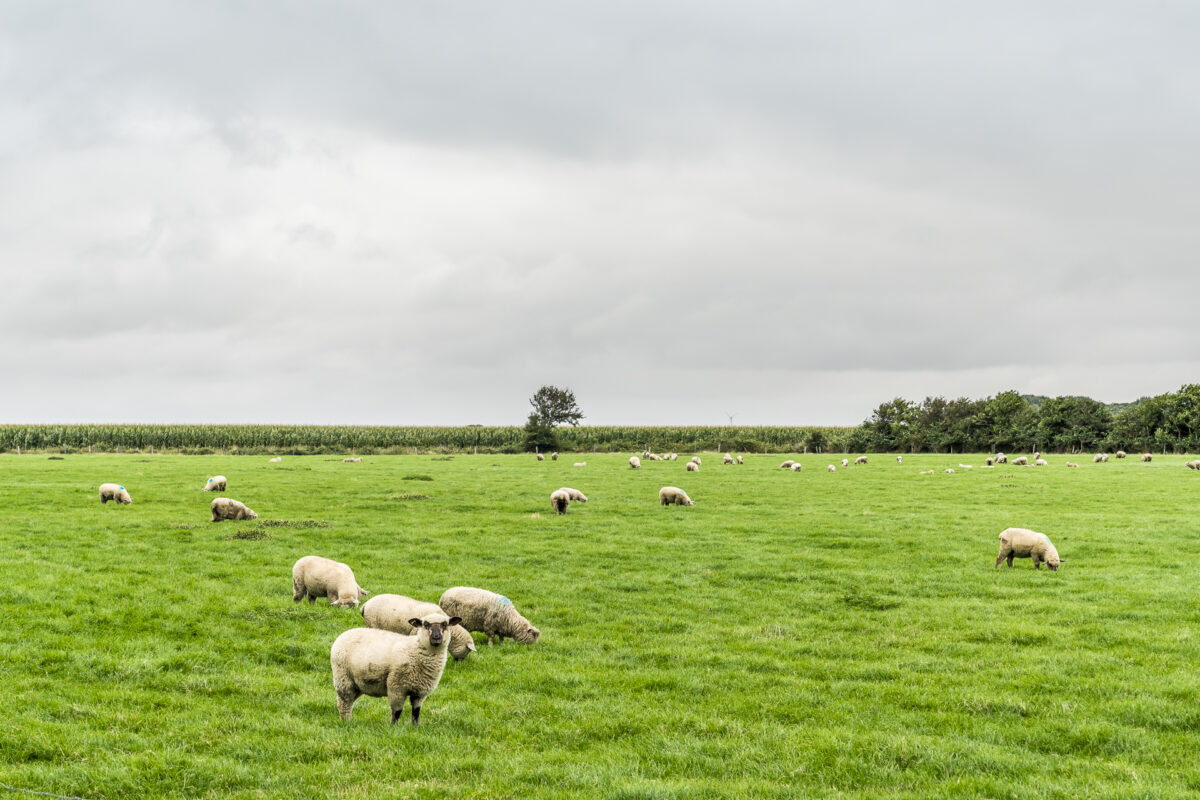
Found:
[498,596,511,606]
[118,486,125,490]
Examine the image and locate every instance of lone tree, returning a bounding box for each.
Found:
[524,385,584,452]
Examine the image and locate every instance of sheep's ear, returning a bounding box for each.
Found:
[448,616,462,627]
[408,617,424,628]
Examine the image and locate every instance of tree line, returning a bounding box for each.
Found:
[845,385,1200,454]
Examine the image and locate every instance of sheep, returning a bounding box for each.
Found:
[573,462,587,467]
[629,456,641,469]
[691,456,702,465]
[293,555,370,607]
[995,527,1061,571]
[558,487,587,502]
[361,594,477,661]
[1141,453,1152,462]
[896,456,903,464]
[995,453,1008,464]
[550,489,571,514]
[536,453,545,461]
[646,453,662,461]
[958,464,974,470]
[1012,456,1029,466]
[779,460,795,469]
[944,468,955,474]
[1115,450,1127,458]
[439,587,540,646]
[1065,461,1079,468]
[98,483,131,505]
[211,497,258,522]
[659,486,693,506]
[269,456,282,463]
[203,475,227,492]
[1187,460,1200,470]
[1093,454,1104,463]
[826,465,836,472]
[854,456,868,465]
[550,452,558,461]
[343,457,363,463]
[721,453,733,465]
[657,484,696,503]
[686,462,700,472]
[1035,459,1048,467]
[1033,452,1041,461]
[790,463,803,472]
[736,455,743,465]
[919,470,934,474]
[330,612,461,725]
[841,459,849,467]
[985,457,994,466]
[668,453,679,461]
[1102,453,1110,462]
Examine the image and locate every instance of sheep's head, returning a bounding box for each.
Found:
[1046,554,1062,571]
[409,614,463,648]
[515,624,540,644]
[449,627,478,660]
[245,509,258,520]
[333,596,360,608]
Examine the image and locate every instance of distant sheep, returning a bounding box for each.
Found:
[779,460,795,469]
[841,459,849,467]
[854,456,868,465]
[691,457,702,465]
[1033,452,1041,461]
[1141,453,1152,462]
[203,475,227,492]
[944,468,955,474]
[995,453,1008,463]
[1187,460,1200,470]
[659,486,693,506]
[958,464,974,470]
[629,456,641,469]
[790,463,803,472]
[98,483,131,505]
[1093,454,1104,463]
[1012,456,1029,466]
[723,454,734,465]
[668,453,678,461]
[558,487,588,502]
[537,453,545,461]
[293,555,370,607]
[827,465,835,472]
[919,470,934,474]
[550,489,571,515]
[995,527,1061,571]
[573,462,587,467]
[330,612,461,725]
[896,456,903,464]
[686,462,699,472]
[361,594,477,661]
[985,457,994,467]
[1115,450,1126,458]
[342,457,363,463]
[439,587,540,646]
[1034,459,1048,467]
[211,497,258,521]
[269,456,282,463]
[1065,461,1079,468]
[550,452,558,461]
[736,455,743,464]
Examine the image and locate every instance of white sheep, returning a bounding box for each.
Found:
[1034,459,1048,467]
[779,460,795,469]
[1012,456,1029,466]
[293,555,370,607]
[958,464,974,470]
[211,497,258,522]
[1093,454,1104,463]
[995,453,1008,464]
[686,462,700,472]
[985,457,994,466]
[790,463,803,472]
[439,587,540,646]
[723,454,734,465]
[557,487,587,502]
[896,456,903,464]
[736,455,743,464]
[573,462,587,467]
[1033,452,1041,460]
[98,483,132,505]
[342,457,363,463]
[1187,460,1200,470]
[826,465,835,472]
[1065,461,1079,468]
[691,456,702,465]
[668,453,678,461]
[550,452,558,461]
[536,453,545,461]
[269,456,282,463]
[361,594,477,661]
[854,456,868,465]
[1115,450,1127,458]
[629,456,641,469]
[550,489,571,515]
[330,612,461,725]
[944,468,955,474]
[203,475,227,492]
[1141,453,1152,462]
[995,527,1061,571]
[841,459,849,467]
[659,486,693,506]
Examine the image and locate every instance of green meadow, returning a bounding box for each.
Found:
[1,452,1198,799]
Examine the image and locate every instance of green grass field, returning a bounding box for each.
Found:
[1,453,1198,799]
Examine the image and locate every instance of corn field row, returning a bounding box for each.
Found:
[0,425,854,455]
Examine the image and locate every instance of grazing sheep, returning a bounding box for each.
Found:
[361,594,477,661]
[691,456,702,465]
[958,464,974,470]
[668,453,679,461]
[342,457,363,463]
[293,556,370,607]
[1187,460,1200,470]
[98,483,132,505]
[1065,461,1079,468]
[944,468,955,474]
[646,453,663,461]
[211,497,258,521]
[1141,453,1152,462]
[826,465,836,472]
[896,456,903,464]
[995,527,1061,571]
[985,457,994,467]
[629,456,641,469]
[573,462,587,467]
[736,455,743,464]
[779,460,795,469]
[558,487,588,502]
[659,486,693,506]
[790,463,803,472]
[550,489,571,515]
[1035,459,1048,467]
[203,475,227,492]
[330,613,461,725]
[1012,456,1029,466]
[995,453,1008,464]
[536,453,545,461]
[1033,452,1041,461]
[550,452,558,461]
[657,484,696,503]
[723,453,734,465]
[439,587,540,646]
[841,459,849,467]
[1093,454,1104,463]
[1115,450,1127,458]
[686,462,700,472]
[269,456,282,463]
[854,456,868,465]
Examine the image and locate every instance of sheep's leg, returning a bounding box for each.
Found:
[487,634,494,647]
[335,687,359,721]
[994,553,1005,568]
[1005,554,1014,567]
[410,695,423,726]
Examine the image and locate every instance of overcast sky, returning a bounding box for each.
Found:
[2,2,1197,425]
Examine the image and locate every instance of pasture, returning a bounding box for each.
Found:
[1,452,1198,799]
